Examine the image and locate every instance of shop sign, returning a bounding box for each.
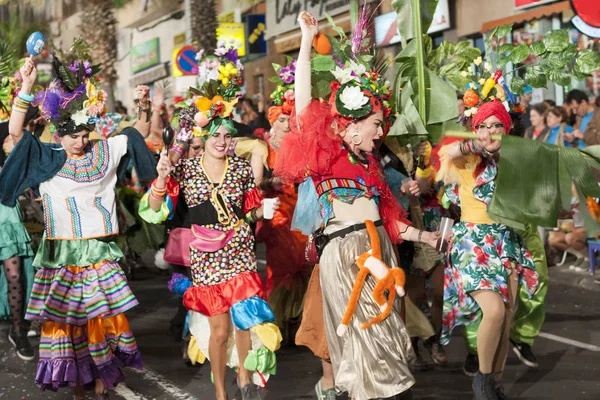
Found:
[216,23,246,57]
[130,38,160,74]
[514,0,559,10]
[266,0,371,39]
[375,0,451,47]
[246,14,267,55]
[571,0,600,38]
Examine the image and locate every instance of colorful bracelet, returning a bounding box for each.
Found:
[17,91,34,102]
[169,143,185,157]
[151,186,167,195]
[150,191,165,201]
[13,97,31,110]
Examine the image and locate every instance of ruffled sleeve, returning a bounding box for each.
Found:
[138,176,179,224]
[274,100,344,183]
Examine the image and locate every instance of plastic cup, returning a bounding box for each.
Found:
[438,217,454,252]
[263,198,276,220]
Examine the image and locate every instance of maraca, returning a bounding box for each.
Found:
[26,32,45,56]
[162,125,175,148]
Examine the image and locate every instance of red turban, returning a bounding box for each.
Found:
[472,100,511,134]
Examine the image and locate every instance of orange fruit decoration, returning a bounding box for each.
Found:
[313,33,331,55]
[463,89,480,108]
[195,97,212,111]
[211,95,225,104]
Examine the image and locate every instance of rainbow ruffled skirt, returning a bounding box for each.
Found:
[26,260,142,391]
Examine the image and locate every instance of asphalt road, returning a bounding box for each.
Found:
[1,263,599,400]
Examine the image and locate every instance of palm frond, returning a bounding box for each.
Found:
[0,40,18,76]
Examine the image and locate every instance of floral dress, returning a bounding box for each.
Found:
[440,155,539,345]
[138,155,282,386]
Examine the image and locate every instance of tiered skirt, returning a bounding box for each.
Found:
[26,260,142,391]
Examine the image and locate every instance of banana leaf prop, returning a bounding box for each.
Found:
[389,0,462,148]
[445,131,600,236]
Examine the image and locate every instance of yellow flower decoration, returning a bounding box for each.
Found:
[218,98,238,119]
[83,79,104,109]
[474,56,483,66]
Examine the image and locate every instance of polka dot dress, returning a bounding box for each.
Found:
[172,156,258,286]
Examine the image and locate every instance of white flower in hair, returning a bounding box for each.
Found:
[71,109,89,125]
[340,85,369,110]
[349,60,367,77]
[214,47,227,56]
[195,49,205,61]
[332,66,356,84]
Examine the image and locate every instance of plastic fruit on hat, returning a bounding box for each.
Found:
[313,33,331,55]
[463,89,480,108]
[195,97,212,111]
[211,95,224,104]
[194,112,209,127]
[284,89,295,101]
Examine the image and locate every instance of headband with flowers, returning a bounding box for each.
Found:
[171,45,243,140]
[33,54,104,136]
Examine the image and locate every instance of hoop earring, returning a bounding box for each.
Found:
[350,133,363,145]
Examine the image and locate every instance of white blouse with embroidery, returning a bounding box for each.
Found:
[39,135,128,240]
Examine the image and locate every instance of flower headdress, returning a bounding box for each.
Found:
[268,57,296,125]
[307,4,392,130]
[172,45,243,140]
[33,52,104,136]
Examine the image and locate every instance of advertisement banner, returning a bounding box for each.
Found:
[217,23,246,57]
[246,14,267,55]
[130,38,160,74]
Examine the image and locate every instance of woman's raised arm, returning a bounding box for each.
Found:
[295,12,318,116]
[9,56,37,145]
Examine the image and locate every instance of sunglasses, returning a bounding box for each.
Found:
[476,123,504,131]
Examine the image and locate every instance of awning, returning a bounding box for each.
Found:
[481,1,571,32]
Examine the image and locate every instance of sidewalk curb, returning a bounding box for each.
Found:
[549,265,600,292]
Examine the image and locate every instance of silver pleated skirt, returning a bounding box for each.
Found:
[320,221,415,400]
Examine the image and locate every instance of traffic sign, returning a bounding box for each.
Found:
[176,45,198,76]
